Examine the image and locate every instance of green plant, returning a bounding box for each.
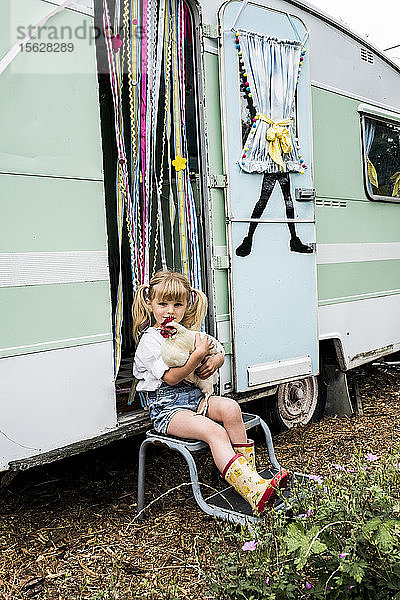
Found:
[206,450,400,600]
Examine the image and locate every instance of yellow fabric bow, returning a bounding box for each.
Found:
[391,171,400,197]
[258,114,292,171]
[366,157,378,189]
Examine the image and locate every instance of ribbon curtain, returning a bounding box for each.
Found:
[238,31,302,173]
[104,0,203,375]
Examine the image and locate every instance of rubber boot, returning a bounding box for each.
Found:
[232,439,256,469]
[222,454,289,514]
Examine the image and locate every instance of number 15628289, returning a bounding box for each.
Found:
[21,42,75,52]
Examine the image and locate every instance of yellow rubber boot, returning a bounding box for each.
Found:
[222,454,289,514]
[232,439,255,469]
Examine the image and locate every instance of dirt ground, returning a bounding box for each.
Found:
[0,362,399,600]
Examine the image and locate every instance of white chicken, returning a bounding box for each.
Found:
[159,316,222,411]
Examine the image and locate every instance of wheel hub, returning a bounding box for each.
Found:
[277,377,318,428]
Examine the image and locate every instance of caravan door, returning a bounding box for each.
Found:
[219,1,318,393]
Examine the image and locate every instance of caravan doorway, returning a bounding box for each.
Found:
[95,0,209,416]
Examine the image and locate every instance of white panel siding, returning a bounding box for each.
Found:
[0,342,116,471]
[318,294,400,369]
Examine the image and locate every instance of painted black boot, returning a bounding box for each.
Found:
[290,236,313,254]
[235,236,253,257]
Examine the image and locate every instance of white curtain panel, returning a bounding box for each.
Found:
[238,31,302,174]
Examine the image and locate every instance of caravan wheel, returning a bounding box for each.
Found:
[265,376,326,431]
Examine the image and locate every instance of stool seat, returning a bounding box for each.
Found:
[137,412,285,525]
[144,412,262,451]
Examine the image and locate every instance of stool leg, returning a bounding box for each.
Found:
[258,418,281,470]
[137,439,150,521]
[173,446,218,517]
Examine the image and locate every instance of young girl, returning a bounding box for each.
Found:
[132,270,289,513]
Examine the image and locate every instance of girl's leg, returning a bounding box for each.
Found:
[166,409,236,472]
[167,408,290,514]
[207,396,247,446]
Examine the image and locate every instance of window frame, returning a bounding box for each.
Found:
[361,111,400,204]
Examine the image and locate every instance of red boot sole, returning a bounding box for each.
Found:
[257,469,291,513]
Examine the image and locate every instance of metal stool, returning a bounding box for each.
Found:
[137,412,292,525]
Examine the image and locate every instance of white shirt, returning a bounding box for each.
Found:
[133,328,169,391]
[132,326,224,391]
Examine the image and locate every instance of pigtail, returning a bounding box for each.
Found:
[132,272,207,337]
[182,287,208,331]
[132,284,151,341]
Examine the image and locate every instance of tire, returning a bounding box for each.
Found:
[264,375,327,432]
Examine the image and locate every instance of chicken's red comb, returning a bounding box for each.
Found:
[161,316,174,327]
[160,316,175,338]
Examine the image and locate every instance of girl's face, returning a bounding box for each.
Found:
[148,295,188,328]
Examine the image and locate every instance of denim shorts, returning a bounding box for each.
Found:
[147,381,205,434]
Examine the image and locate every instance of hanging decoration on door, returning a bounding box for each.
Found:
[167,0,202,289]
[234,30,313,257]
[103,0,144,375]
[103,0,202,376]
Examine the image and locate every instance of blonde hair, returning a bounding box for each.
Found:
[132,270,207,340]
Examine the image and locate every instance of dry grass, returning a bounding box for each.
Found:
[0,363,399,600]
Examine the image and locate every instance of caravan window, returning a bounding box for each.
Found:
[363,115,400,202]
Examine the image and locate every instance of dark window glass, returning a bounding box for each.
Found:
[364,116,400,200]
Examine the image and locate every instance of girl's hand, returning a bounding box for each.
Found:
[193,333,213,360]
[195,353,224,379]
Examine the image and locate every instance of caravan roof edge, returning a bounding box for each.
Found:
[280,0,400,76]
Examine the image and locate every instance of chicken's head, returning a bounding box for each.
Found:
[160,316,177,339]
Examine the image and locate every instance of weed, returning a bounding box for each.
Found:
[206,449,400,600]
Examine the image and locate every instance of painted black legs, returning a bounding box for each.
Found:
[235,172,313,257]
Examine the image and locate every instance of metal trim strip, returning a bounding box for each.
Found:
[318,288,400,306]
[0,333,112,354]
[311,80,400,115]
[317,243,400,265]
[41,0,94,17]
[229,218,315,223]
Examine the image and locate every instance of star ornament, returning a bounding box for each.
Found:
[172,155,187,172]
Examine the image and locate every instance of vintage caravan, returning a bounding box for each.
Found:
[1,0,400,476]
